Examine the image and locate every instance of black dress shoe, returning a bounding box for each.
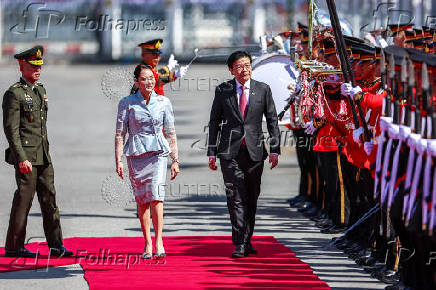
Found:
[297,202,313,212]
[352,249,371,262]
[232,244,248,258]
[359,256,377,267]
[363,262,385,273]
[50,246,73,257]
[336,241,352,251]
[288,195,305,204]
[316,219,333,228]
[293,200,309,208]
[379,270,399,284]
[290,195,307,206]
[344,243,363,255]
[245,243,258,255]
[5,247,38,258]
[311,211,327,222]
[304,207,319,217]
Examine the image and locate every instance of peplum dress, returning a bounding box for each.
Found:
[115,90,178,205]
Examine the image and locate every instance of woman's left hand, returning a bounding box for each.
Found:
[171,162,180,180]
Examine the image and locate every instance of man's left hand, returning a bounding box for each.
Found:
[269,153,278,169]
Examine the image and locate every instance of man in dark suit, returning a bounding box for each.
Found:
[207,51,280,258]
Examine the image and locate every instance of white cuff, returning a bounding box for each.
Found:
[380,117,393,132]
[407,133,421,150]
[398,125,411,141]
[388,124,400,139]
[427,140,436,157]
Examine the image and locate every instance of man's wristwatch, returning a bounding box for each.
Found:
[172,158,179,163]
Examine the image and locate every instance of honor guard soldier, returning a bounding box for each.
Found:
[131,39,189,95]
[2,46,72,258]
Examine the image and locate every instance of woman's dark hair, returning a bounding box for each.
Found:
[134,64,154,81]
[226,50,252,68]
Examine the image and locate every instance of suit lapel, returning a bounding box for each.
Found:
[228,79,243,122]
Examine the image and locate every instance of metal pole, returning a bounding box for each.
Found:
[0,0,3,61]
[308,0,313,60]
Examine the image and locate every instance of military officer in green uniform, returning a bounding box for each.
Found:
[2,46,72,258]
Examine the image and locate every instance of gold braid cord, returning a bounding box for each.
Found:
[317,82,354,136]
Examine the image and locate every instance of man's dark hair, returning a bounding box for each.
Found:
[134,64,154,81]
[227,50,252,68]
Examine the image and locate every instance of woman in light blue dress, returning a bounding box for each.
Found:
[115,64,179,259]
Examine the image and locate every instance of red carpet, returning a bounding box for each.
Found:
[0,236,330,289]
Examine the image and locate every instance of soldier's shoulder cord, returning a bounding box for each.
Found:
[9,82,24,91]
[6,82,26,98]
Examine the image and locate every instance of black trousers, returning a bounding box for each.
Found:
[293,129,317,200]
[317,150,349,225]
[220,146,264,245]
[5,163,63,250]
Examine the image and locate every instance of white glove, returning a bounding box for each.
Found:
[364,141,374,155]
[167,54,178,72]
[350,85,362,98]
[303,121,317,135]
[175,65,189,78]
[341,82,362,99]
[341,82,352,96]
[353,127,364,144]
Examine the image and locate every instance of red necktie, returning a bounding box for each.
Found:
[239,85,247,118]
[239,85,247,146]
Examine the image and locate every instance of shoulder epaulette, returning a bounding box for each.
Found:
[10,82,23,89]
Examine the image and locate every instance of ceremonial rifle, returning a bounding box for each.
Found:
[374,52,394,200]
[421,63,432,231]
[429,64,436,235]
[404,61,427,228]
[401,57,408,125]
[325,0,361,134]
[381,57,402,204]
